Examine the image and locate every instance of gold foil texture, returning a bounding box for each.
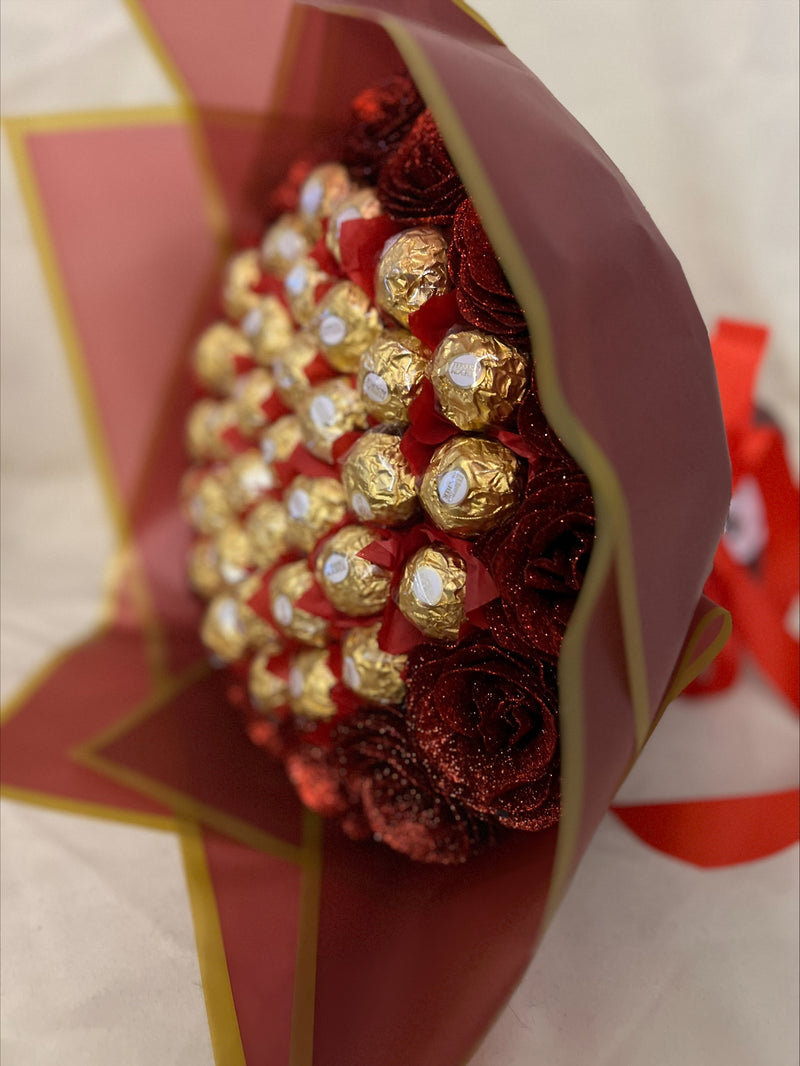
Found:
[296,377,368,463]
[430,329,529,431]
[315,525,391,616]
[234,368,277,438]
[272,333,322,409]
[193,322,251,396]
[288,649,337,720]
[284,475,348,554]
[341,623,406,705]
[244,498,289,570]
[311,280,382,373]
[419,436,522,536]
[248,648,290,716]
[214,522,256,585]
[397,544,467,641]
[357,330,429,423]
[341,428,418,525]
[259,413,303,465]
[182,466,233,535]
[297,163,352,230]
[223,249,262,320]
[225,450,276,514]
[374,226,451,328]
[242,295,294,367]
[325,187,383,263]
[269,560,329,647]
[283,257,332,326]
[201,582,281,663]
[187,538,223,600]
[261,213,312,276]
[185,399,240,462]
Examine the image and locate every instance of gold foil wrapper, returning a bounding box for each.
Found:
[419,436,522,536]
[315,525,391,616]
[185,398,239,462]
[325,187,383,263]
[270,560,329,647]
[283,257,332,326]
[182,466,234,535]
[244,498,289,570]
[397,544,467,641]
[200,584,281,663]
[296,377,368,463]
[214,522,256,585]
[242,296,294,368]
[248,647,290,716]
[234,368,277,438]
[341,428,418,526]
[298,163,352,230]
[187,538,224,600]
[374,226,451,328]
[284,475,347,554]
[357,330,429,423]
[271,333,321,409]
[237,573,283,652]
[430,330,530,431]
[259,413,303,464]
[341,623,406,705]
[193,322,252,396]
[225,449,276,514]
[261,213,312,276]
[310,281,382,373]
[223,249,262,320]
[288,649,337,720]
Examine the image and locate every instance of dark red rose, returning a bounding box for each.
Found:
[477,465,595,658]
[344,73,425,183]
[448,200,529,344]
[405,636,561,831]
[332,705,499,863]
[285,744,370,840]
[377,110,466,226]
[515,390,579,470]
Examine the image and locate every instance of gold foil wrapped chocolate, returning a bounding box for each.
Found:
[419,436,522,536]
[214,522,256,585]
[223,249,262,320]
[397,544,467,641]
[325,187,383,263]
[283,257,332,326]
[288,649,337,720]
[357,330,429,423]
[244,498,289,570]
[311,281,382,373]
[374,226,451,328]
[341,427,418,525]
[242,296,294,367]
[182,466,234,535]
[187,538,224,600]
[271,333,322,409]
[296,377,368,463]
[430,329,529,431]
[234,368,277,438]
[248,647,290,716]
[185,398,239,462]
[261,213,312,276]
[284,475,347,554]
[341,624,406,705]
[193,322,252,396]
[201,582,282,663]
[269,560,329,647]
[297,163,352,230]
[225,449,276,514]
[315,525,391,616]
[259,413,303,464]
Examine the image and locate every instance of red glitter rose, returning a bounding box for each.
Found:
[448,200,529,343]
[377,110,466,226]
[344,73,425,183]
[332,705,499,863]
[406,637,561,832]
[285,744,370,840]
[477,465,595,658]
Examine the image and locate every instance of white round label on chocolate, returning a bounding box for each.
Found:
[273,594,293,627]
[362,372,389,404]
[215,596,243,635]
[300,180,323,216]
[241,462,273,495]
[447,352,483,389]
[287,489,310,520]
[275,229,304,261]
[285,264,306,295]
[323,552,350,584]
[241,307,263,339]
[412,566,443,606]
[220,560,247,586]
[289,666,304,699]
[342,656,360,690]
[260,438,276,463]
[310,395,336,427]
[273,361,293,390]
[350,492,373,520]
[437,468,469,506]
[319,314,347,346]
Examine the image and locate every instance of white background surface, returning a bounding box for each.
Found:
[2,2,798,1064]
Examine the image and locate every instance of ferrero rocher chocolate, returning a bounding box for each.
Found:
[287,649,337,720]
[259,413,303,464]
[374,226,451,328]
[325,187,383,263]
[297,163,352,229]
[182,466,233,534]
[248,647,290,716]
[341,623,406,705]
[200,584,281,663]
[185,398,239,462]
[222,249,262,321]
[234,368,277,438]
[269,560,329,647]
[296,377,368,463]
[315,525,391,616]
[224,449,276,514]
[187,538,223,600]
[271,333,322,409]
[236,572,283,651]
[357,330,429,423]
[397,544,467,641]
[214,522,256,585]
[419,436,522,536]
[261,213,312,276]
[430,330,529,431]
[310,281,382,373]
[242,296,294,368]
[341,428,418,525]
[284,475,347,554]
[244,498,289,570]
[283,257,332,326]
[193,322,252,396]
